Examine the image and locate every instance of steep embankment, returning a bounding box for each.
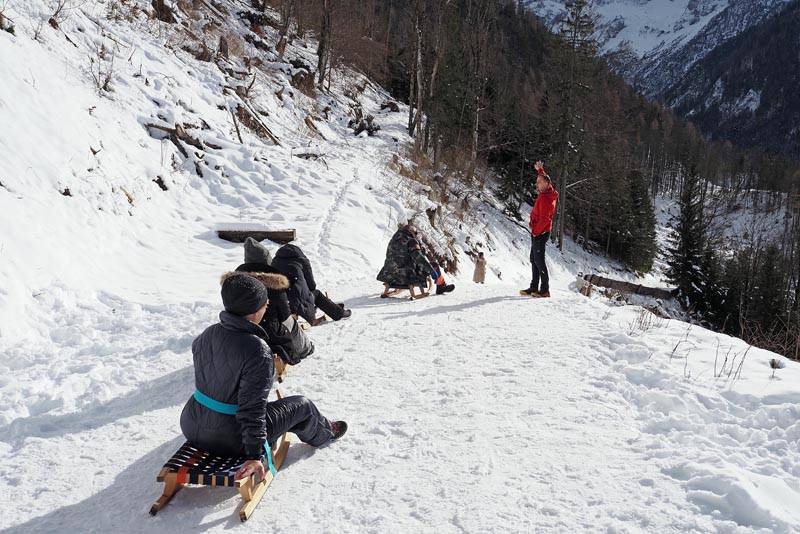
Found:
[1,2,800,533]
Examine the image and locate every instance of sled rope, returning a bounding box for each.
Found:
[193,389,277,476]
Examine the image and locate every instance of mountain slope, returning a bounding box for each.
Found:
[1,1,800,532]
[662,0,800,158]
[529,0,788,96]
[637,0,790,98]
[528,0,795,155]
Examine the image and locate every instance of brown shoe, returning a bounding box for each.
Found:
[532,291,550,298]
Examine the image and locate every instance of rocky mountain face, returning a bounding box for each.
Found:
[634,0,791,99]
[662,0,800,158]
[528,0,797,157]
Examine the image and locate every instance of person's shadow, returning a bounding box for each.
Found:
[379,295,521,320]
[6,431,319,533]
[344,293,416,309]
[5,434,245,533]
[2,360,323,533]
[0,366,194,451]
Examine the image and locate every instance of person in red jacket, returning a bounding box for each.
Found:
[521,161,559,298]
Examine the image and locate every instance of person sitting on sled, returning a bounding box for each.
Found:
[520,161,559,298]
[377,223,454,299]
[180,272,347,481]
[270,241,351,326]
[236,238,313,365]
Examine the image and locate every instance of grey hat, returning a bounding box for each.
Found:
[244,237,272,265]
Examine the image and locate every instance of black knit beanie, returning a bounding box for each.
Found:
[221,273,269,316]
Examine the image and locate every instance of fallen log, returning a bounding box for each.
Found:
[582,274,676,300]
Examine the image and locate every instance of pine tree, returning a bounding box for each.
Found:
[623,170,657,272]
[751,244,788,332]
[553,0,596,250]
[666,169,708,312]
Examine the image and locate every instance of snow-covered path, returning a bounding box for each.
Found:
[4,278,800,533]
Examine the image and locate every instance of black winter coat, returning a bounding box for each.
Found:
[180,311,273,460]
[236,263,314,365]
[377,227,433,289]
[271,245,317,323]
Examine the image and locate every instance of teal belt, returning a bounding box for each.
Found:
[193,389,277,476]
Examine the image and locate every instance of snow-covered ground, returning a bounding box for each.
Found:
[2,1,800,532]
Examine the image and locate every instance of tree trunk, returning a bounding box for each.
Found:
[407,44,416,135]
[412,6,424,154]
[316,0,331,88]
[276,0,295,59]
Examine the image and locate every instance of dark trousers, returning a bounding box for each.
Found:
[314,289,345,320]
[266,395,333,447]
[530,232,550,292]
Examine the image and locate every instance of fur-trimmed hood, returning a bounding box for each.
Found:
[220,271,290,290]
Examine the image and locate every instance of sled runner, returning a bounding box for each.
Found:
[380,284,431,300]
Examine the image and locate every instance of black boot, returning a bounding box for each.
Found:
[331,421,348,440]
[436,283,455,295]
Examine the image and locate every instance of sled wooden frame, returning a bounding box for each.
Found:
[150,391,291,522]
[274,355,290,383]
[381,278,434,300]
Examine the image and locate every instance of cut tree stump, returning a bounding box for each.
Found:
[216,228,295,244]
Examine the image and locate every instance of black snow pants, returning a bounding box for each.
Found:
[530,232,550,293]
[266,395,333,447]
[313,290,345,321]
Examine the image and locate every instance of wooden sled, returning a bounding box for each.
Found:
[380,284,431,300]
[150,432,290,521]
[292,313,325,328]
[151,388,291,521]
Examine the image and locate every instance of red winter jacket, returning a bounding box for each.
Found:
[529,185,559,237]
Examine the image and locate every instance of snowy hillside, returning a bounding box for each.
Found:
[2,1,800,532]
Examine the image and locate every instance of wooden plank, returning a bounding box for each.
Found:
[216,229,295,244]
